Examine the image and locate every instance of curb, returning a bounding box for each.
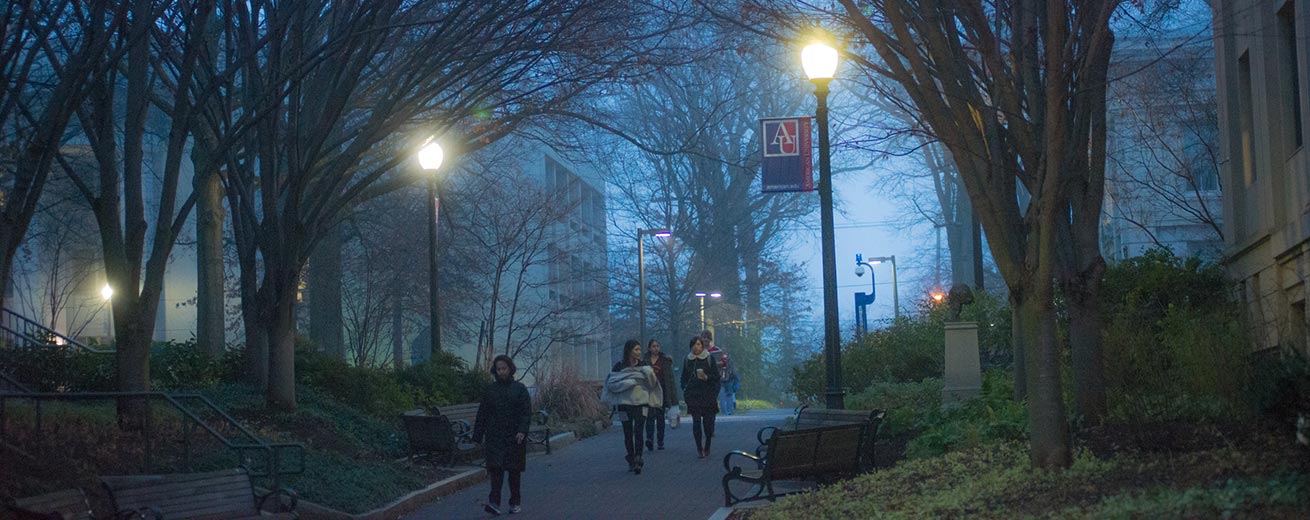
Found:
[297,431,578,520]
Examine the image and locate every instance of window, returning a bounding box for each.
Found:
[1238,51,1256,184]
[1278,2,1303,149]
[1183,120,1219,191]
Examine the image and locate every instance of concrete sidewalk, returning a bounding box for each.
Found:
[403,409,790,520]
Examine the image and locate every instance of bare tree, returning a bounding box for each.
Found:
[213,0,685,409]
[0,0,121,319]
[56,1,222,417]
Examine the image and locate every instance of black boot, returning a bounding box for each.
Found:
[634,455,643,474]
[625,453,635,472]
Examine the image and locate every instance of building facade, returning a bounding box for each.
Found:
[1101,34,1224,262]
[1214,0,1309,353]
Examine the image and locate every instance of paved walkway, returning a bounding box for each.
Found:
[406,409,790,520]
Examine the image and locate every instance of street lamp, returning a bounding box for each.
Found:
[692,291,722,332]
[418,139,445,357]
[857,255,899,321]
[101,283,114,342]
[637,228,672,345]
[803,40,844,409]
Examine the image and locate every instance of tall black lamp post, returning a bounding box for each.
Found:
[637,228,672,346]
[418,140,445,357]
[803,41,844,409]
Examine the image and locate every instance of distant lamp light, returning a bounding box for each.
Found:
[694,292,708,298]
[931,291,945,303]
[100,284,114,302]
[709,292,722,298]
[652,229,673,238]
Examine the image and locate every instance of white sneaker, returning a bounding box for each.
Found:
[484,504,501,516]
[509,505,522,514]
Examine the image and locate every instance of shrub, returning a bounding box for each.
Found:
[904,370,1027,459]
[846,378,943,437]
[151,339,222,390]
[396,350,488,409]
[1101,249,1255,422]
[0,346,114,392]
[294,350,416,417]
[534,365,607,423]
[791,291,1010,402]
[735,399,777,412]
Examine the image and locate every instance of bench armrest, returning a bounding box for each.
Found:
[534,409,550,425]
[756,426,779,446]
[452,419,473,444]
[722,450,764,473]
[257,487,299,515]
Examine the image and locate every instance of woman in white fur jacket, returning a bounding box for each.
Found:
[603,339,662,474]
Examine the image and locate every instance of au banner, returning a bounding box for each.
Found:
[760,116,813,192]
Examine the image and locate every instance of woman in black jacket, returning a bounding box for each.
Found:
[472,355,531,516]
[642,339,678,451]
[681,335,721,459]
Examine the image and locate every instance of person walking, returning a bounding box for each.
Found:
[642,339,678,451]
[602,339,661,474]
[703,330,738,416]
[681,335,721,459]
[472,355,531,516]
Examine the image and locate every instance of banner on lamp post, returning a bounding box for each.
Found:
[760,116,813,192]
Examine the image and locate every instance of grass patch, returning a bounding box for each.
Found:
[743,425,1309,519]
[736,399,777,412]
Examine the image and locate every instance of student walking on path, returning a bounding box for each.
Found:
[472,355,532,516]
[681,335,721,459]
[603,340,662,474]
[642,339,678,451]
[702,330,738,415]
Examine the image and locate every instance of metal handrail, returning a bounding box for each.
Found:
[0,308,113,354]
[0,391,304,484]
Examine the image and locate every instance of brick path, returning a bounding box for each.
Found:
[405,409,790,520]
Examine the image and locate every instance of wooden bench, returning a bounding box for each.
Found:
[402,403,552,464]
[4,489,95,519]
[101,468,297,520]
[722,423,867,506]
[756,405,886,471]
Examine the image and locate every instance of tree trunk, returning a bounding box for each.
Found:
[265,288,298,411]
[308,223,343,358]
[1062,245,1109,424]
[1028,282,1071,468]
[240,268,268,389]
[0,237,16,320]
[194,163,226,357]
[1010,291,1031,400]
[113,293,159,426]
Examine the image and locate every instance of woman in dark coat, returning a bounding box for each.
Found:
[642,339,679,451]
[472,354,531,516]
[681,335,721,459]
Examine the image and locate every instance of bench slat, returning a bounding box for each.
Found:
[13,489,92,520]
[102,469,274,520]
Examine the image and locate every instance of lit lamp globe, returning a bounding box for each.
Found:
[417,141,444,171]
[101,284,114,302]
[801,43,839,80]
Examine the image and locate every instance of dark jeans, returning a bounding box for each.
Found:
[487,467,521,506]
[644,405,667,447]
[619,406,645,457]
[692,413,716,451]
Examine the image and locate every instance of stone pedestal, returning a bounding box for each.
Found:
[943,321,982,407]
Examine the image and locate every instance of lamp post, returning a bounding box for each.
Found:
[101,283,114,342]
[803,41,844,409]
[418,140,445,356]
[637,228,672,345]
[866,255,899,321]
[692,291,722,332]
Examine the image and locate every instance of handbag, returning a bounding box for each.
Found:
[668,405,681,429]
